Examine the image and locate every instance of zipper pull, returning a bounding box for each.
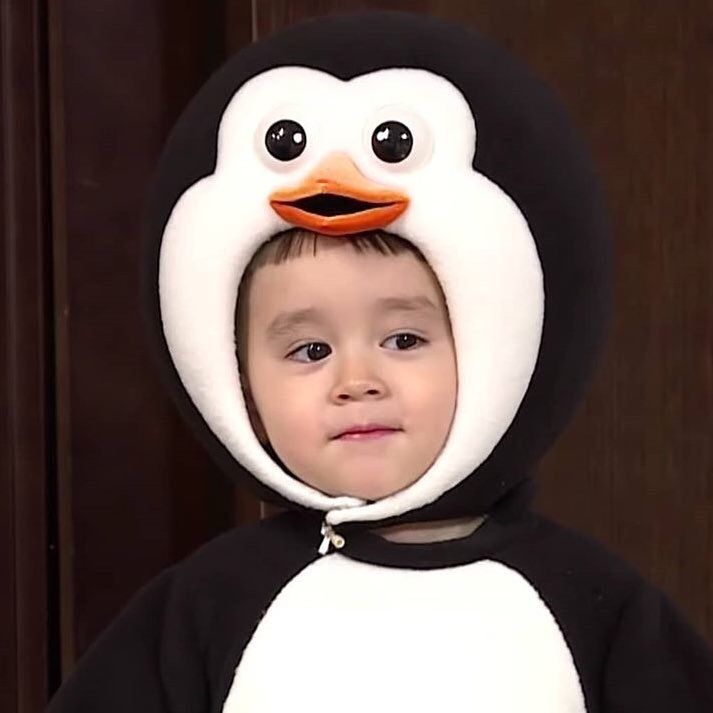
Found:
[318,521,345,555]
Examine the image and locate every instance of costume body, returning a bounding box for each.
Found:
[46,503,713,712]
[46,10,713,712]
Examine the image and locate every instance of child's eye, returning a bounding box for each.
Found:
[383,332,427,350]
[287,342,332,363]
[286,333,427,363]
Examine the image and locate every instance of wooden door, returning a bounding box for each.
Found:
[2,1,711,709]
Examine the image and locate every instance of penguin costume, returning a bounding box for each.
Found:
[46,10,713,713]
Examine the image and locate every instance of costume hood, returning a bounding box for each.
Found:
[142,11,612,530]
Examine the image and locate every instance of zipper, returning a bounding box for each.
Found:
[318,520,345,555]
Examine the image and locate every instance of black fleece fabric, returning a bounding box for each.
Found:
[46,501,713,712]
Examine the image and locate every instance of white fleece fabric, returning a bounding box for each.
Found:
[222,555,585,712]
[158,67,544,525]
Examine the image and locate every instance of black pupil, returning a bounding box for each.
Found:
[396,334,417,349]
[307,343,329,360]
[265,120,306,161]
[371,121,413,163]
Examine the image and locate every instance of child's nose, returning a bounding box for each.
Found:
[331,377,386,402]
[269,152,409,235]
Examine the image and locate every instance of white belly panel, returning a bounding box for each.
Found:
[222,555,586,713]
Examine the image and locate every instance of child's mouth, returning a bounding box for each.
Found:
[336,428,401,441]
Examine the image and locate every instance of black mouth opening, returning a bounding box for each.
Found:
[288,193,389,217]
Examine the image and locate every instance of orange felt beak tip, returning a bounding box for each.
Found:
[268,153,409,236]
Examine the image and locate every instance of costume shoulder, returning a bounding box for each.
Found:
[601,573,713,711]
[44,565,179,713]
[492,513,713,712]
[45,511,318,712]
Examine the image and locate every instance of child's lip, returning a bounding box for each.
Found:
[336,429,401,441]
[332,425,402,439]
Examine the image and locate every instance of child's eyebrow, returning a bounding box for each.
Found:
[265,295,439,341]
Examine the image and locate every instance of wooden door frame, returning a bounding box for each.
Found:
[0,0,58,710]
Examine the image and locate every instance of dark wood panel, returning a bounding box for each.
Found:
[0,0,53,710]
[47,0,255,680]
[253,0,429,34]
[255,1,713,643]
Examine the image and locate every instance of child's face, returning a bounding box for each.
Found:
[243,239,457,501]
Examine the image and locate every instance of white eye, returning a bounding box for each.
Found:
[255,104,319,173]
[362,105,434,172]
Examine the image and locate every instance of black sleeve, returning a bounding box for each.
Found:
[602,581,713,711]
[45,566,210,713]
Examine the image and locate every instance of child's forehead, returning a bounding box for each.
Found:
[248,246,441,302]
[244,261,449,337]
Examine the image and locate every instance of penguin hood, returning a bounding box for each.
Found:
[142,10,612,530]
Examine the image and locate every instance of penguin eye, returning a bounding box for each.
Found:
[265,120,307,161]
[371,121,413,163]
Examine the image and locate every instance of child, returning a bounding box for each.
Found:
[235,227,460,507]
[235,227,485,544]
[47,10,713,712]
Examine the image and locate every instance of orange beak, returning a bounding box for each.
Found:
[269,153,409,236]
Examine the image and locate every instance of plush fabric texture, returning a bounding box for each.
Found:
[45,10,713,713]
[141,9,612,526]
[158,64,544,524]
[45,509,713,712]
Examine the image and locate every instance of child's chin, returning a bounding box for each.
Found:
[335,474,416,502]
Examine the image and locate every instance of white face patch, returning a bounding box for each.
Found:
[158,66,544,524]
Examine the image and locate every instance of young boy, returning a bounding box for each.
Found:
[46,10,713,713]
[235,226,485,544]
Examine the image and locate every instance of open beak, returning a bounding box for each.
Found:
[269,153,409,236]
